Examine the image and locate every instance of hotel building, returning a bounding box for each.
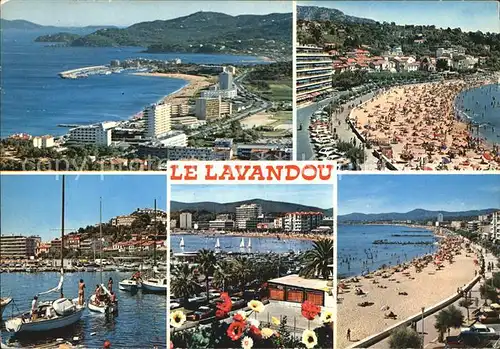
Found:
[296,45,333,105]
[0,234,41,259]
[236,204,263,230]
[180,212,193,229]
[144,103,172,138]
[195,97,232,120]
[284,212,325,232]
[68,122,116,146]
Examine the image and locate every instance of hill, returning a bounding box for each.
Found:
[338,208,498,223]
[297,5,375,24]
[41,11,292,58]
[35,32,82,43]
[1,19,45,30]
[171,199,333,216]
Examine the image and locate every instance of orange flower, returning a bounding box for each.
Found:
[216,292,233,317]
[249,325,261,338]
[301,301,321,320]
[227,321,246,341]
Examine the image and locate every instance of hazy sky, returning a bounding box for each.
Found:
[171,184,334,210]
[1,175,166,240]
[299,1,500,33]
[1,0,293,27]
[338,174,500,215]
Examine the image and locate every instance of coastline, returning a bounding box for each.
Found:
[337,234,478,349]
[131,72,211,105]
[350,76,499,171]
[170,230,333,242]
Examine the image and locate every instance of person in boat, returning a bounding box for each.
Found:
[110,291,117,304]
[31,295,39,321]
[78,279,85,306]
[131,271,141,281]
[108,277,113,292]
[95,285,102,304]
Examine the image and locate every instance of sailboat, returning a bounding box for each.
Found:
[5,176,85,333]
[215,238,221,250]
[239,238,245,249]
[247,238,252,249]
[179,237,185,249]
[88,198,117,315]
[141,199,168,293]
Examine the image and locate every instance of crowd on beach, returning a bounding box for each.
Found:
[351,75,499,171]
[337,234,479,348]
[171,230,334,242]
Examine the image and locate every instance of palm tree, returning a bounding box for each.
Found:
[434,305,464,342]
[171,264,201,305]
[196,249,217,302]
[389,327,422,349]
[300,239,334,280]
[231,256,252,291]
[458,298,472,320]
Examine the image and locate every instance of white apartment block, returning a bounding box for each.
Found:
[284,212,324,232]
[68,122,116,146]
[180,212,193,229]
[200,88,237,99]
[0,234,41,259]
[195,97,232,120]
[33,135,55,148]
[144,103,172,138]
[296,45,333,105]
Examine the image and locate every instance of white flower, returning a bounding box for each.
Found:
[302,329,318,349]
[170,310,186,328]
[320,309,334,323]
[241,336,254,349]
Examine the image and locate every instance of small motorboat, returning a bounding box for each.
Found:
[118,279,140,293]
[141,277,167,293]
[88,284,117,315]
[1,297,12,317]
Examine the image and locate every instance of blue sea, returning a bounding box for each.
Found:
[0,28,265,138]
[1,271,166,348]
[337,224,437,278]
[171,234,313,254]
[456,83,500,145]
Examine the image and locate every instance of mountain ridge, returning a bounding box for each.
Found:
[297,5,375,24]
[338,208,498,222]
[171,199,333,216]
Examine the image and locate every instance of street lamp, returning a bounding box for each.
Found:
[421,307,425,349]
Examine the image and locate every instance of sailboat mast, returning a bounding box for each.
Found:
[100,197,103,285]
[60,175,65,298]
[153,199,157,267]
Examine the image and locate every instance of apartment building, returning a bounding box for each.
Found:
[144,103,172,138]
[33,135,55,148]
[195,96,232,120]
[296,45,333,105]
[68,122,116,146]
[209,220,235,230]
[111,215,136,226]
[180,212,193,229]
[284,212,325,232]
[0,234,40,259]
[235,204,262,230]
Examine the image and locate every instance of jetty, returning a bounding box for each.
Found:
[59,65,107,79]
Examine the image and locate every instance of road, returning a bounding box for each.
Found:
[187,70,272,138]
[370,249,497,349]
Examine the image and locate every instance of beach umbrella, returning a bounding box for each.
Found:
[483,152,493,162]
[442,157,451,164]
[423,166,433,171]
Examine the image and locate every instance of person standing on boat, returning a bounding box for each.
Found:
[78,279,85,306]
[31,295,39,321]
[107,277,113,292]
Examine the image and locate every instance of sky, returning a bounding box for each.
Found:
[171,184,334,210]
[0,0,292,27]
[299,1,500,33]
[338,174,500,215]
[1,175,166,240]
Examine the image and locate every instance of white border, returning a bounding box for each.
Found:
[292,0,298,161]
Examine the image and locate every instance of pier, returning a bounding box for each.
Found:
[58,65,107,79]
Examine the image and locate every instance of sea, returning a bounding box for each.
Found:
[0,271,166,348]
[455,83,500,145]
[171,234,314,254]
[0,28,265,138]
[337,224,438,278]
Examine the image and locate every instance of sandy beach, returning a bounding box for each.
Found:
[352,78,499,171]
[132,72,211,105]
[337,235,478,349]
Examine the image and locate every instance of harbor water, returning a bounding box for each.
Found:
[1,28,265,137]
[171,234,314,254]
[456,83,500,145]
[1,271,166,348]
[338,224,438,278]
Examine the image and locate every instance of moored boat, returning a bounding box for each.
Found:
[118,278,140,293]
[0,297,12,317]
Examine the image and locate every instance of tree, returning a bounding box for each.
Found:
[479,283,498,304]
[171,264,201,305]
[434,305,464,342]
[389,327,422,349]
[458,298,472,320]
[436,59,449,71]
[299,239,334,280]
[196,249,217,303]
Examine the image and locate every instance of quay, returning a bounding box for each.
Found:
[58,65,107,79]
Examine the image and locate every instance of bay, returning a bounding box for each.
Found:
[1,28,265,137]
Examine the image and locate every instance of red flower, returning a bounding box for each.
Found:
[216,292,233,317]
[233,313,245,322]
[249,325,261,338]
[227,321,246,341]
[301,301,321,320]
